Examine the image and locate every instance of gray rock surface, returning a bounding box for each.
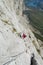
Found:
[0,0,43,65]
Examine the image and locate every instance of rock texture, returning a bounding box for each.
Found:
[0,0,43,65]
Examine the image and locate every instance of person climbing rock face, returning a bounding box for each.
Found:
[18,32,27,39]
[22,33,27,39]
[30,54,37,65]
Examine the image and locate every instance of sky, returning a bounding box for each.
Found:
[25,0,43,8]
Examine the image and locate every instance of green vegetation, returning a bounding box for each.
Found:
[28,9,43,35]
[12,27,17,33]
[27,9,43,41]
[37,49,40,55]
[1,19,11,25]
[33,32,43,41]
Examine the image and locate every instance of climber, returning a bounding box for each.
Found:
[30,53,37,65]
[19,32,27,39]
[22,33,27,39]
[18,33,27,39]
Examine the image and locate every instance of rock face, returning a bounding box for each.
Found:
[0,0,43,65]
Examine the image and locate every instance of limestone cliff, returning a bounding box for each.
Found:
[0,0,43,65]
